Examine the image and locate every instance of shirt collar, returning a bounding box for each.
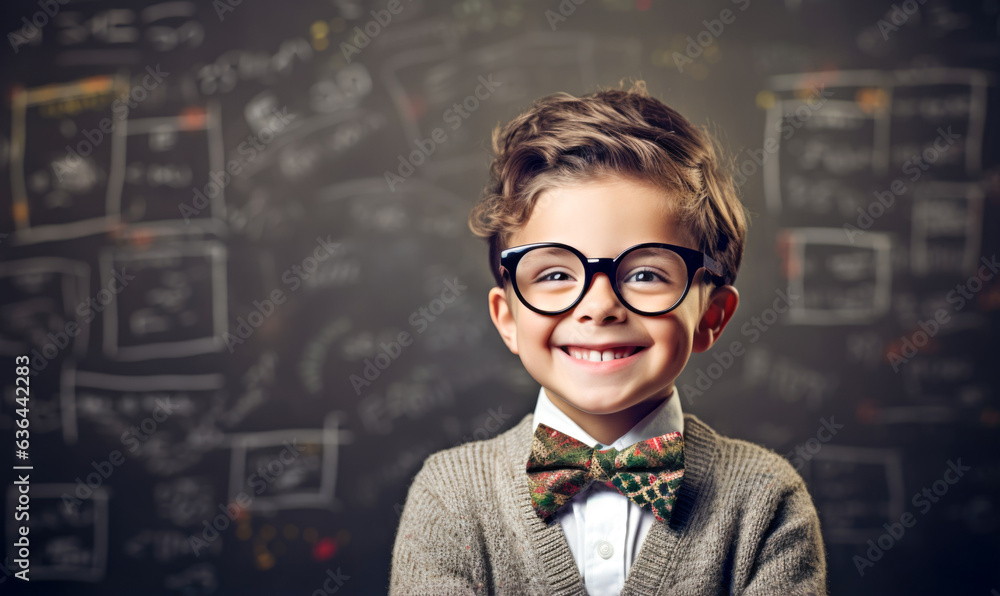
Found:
[531,385,684,449]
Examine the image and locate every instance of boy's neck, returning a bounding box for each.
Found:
[543,387,672,446]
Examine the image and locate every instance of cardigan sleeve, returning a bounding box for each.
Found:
[389,455,485,596]
[739,477,829,596]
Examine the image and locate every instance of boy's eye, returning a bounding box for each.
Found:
[536,270,574,283]
[623,268,673,285]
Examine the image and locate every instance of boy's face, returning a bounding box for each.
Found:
[488,174,739,436]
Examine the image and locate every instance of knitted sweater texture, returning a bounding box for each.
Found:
[390,411,828,595]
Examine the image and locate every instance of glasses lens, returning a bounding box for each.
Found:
[616,247,689,313]
[515,247,586,312]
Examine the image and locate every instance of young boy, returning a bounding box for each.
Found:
[390,80,827,595]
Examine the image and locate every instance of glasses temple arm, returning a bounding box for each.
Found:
[703,254,728,284]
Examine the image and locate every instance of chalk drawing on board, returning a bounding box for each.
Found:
[768,68,993,192]
[308,62,373,115]
[382,32,641,144]
[6,484,109,581]
[1,358,78,445]
[9,74,129,245]
[137,1,206,53]
[317,175,469,239]
[73,370,226,472]
[75,370,226,392]
[763,98,877,214]
[124,527,221,562]
[232,102,383,183]
[801,445,905,544]
[0,257,85,438]
[58,362,80,445]
[164,563,217,593]
[225,412,354,512]
[0,257,90,360]
[99,240,227,360]
[910,182,984,276]
[151,476,217,528]
[889,67,991,175]
[782,227,892,325]
[742,348,840,408]
[120,99,227,234]
[768,68,886,93]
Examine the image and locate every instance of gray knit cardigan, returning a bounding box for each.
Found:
[390,411,828,595]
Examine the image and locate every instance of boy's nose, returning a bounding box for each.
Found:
[574,273,626,321]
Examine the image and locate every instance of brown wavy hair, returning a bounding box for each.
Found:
[467,79,748,291]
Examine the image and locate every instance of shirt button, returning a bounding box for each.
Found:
[596,540,614,559]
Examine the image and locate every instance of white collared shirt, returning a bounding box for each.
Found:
[530,385,685,596]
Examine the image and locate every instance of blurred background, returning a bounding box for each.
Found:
[0,0,998,594]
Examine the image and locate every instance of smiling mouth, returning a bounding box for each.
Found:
[560,346,646,362]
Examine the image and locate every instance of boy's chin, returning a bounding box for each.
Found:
[549,388,647,416]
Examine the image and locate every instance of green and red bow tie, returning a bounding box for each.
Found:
[526,423,685,523]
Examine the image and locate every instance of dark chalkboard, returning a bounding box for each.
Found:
[1,0,998,594]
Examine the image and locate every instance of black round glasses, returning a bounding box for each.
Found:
[498,242,727,317]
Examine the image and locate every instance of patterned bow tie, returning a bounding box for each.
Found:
[526,423,684,523]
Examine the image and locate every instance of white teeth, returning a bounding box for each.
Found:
[565,346,640,361]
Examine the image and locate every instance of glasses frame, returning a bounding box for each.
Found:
[499,241,727,317]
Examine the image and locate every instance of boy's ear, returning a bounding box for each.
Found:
[692,284,739,354]
[488,286,520,355]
